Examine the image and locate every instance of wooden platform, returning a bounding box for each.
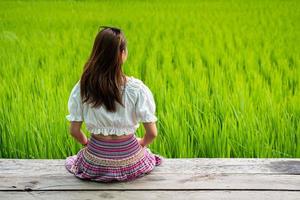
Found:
[0,158,299,199]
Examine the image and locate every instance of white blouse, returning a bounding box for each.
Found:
[66,76,158,136]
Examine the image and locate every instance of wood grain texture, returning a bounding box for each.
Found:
[1,191,300,200]
[0,158,299,199]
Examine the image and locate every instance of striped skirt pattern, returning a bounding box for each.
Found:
[65,134,163,182]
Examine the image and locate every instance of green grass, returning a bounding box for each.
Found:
[0,0,299,158]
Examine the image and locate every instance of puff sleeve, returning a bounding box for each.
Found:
[135,82,158,123]
[66,81,84,122]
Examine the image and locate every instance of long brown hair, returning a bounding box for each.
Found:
[80,26,127,112]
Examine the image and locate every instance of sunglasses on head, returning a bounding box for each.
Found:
[99,25,121,34]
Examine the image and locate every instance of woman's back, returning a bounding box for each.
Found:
[66,75,158,137]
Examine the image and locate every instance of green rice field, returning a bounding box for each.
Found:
[0,0,299,158]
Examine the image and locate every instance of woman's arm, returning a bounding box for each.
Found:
[137,122,157,147]
[69,121,88,145]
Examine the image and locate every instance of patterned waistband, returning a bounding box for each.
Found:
[82,146,145,166]
[91,133,135,142]
[82,133,145,166]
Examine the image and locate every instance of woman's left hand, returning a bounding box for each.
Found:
[136,137,145,147]
[82,139,90,147]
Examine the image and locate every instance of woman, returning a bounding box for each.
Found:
[65,26,163,182]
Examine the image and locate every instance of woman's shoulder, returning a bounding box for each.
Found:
[69,80,81,96]
[126,76,154,98]
[126,76,143,90]
[126,76,152,93]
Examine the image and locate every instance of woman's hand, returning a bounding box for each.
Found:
[82,138,90,147]
[136,137,146,148]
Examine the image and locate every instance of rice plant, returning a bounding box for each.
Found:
[0,0,299,158]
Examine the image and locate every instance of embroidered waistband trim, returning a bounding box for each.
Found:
[82,147,145,167]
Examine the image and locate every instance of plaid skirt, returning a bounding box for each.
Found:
[65,133,163,182]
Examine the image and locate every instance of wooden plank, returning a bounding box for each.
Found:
[0,158,299,191]
[1,158,300,175]
[0,173,299,191]
[0,191,300,200]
